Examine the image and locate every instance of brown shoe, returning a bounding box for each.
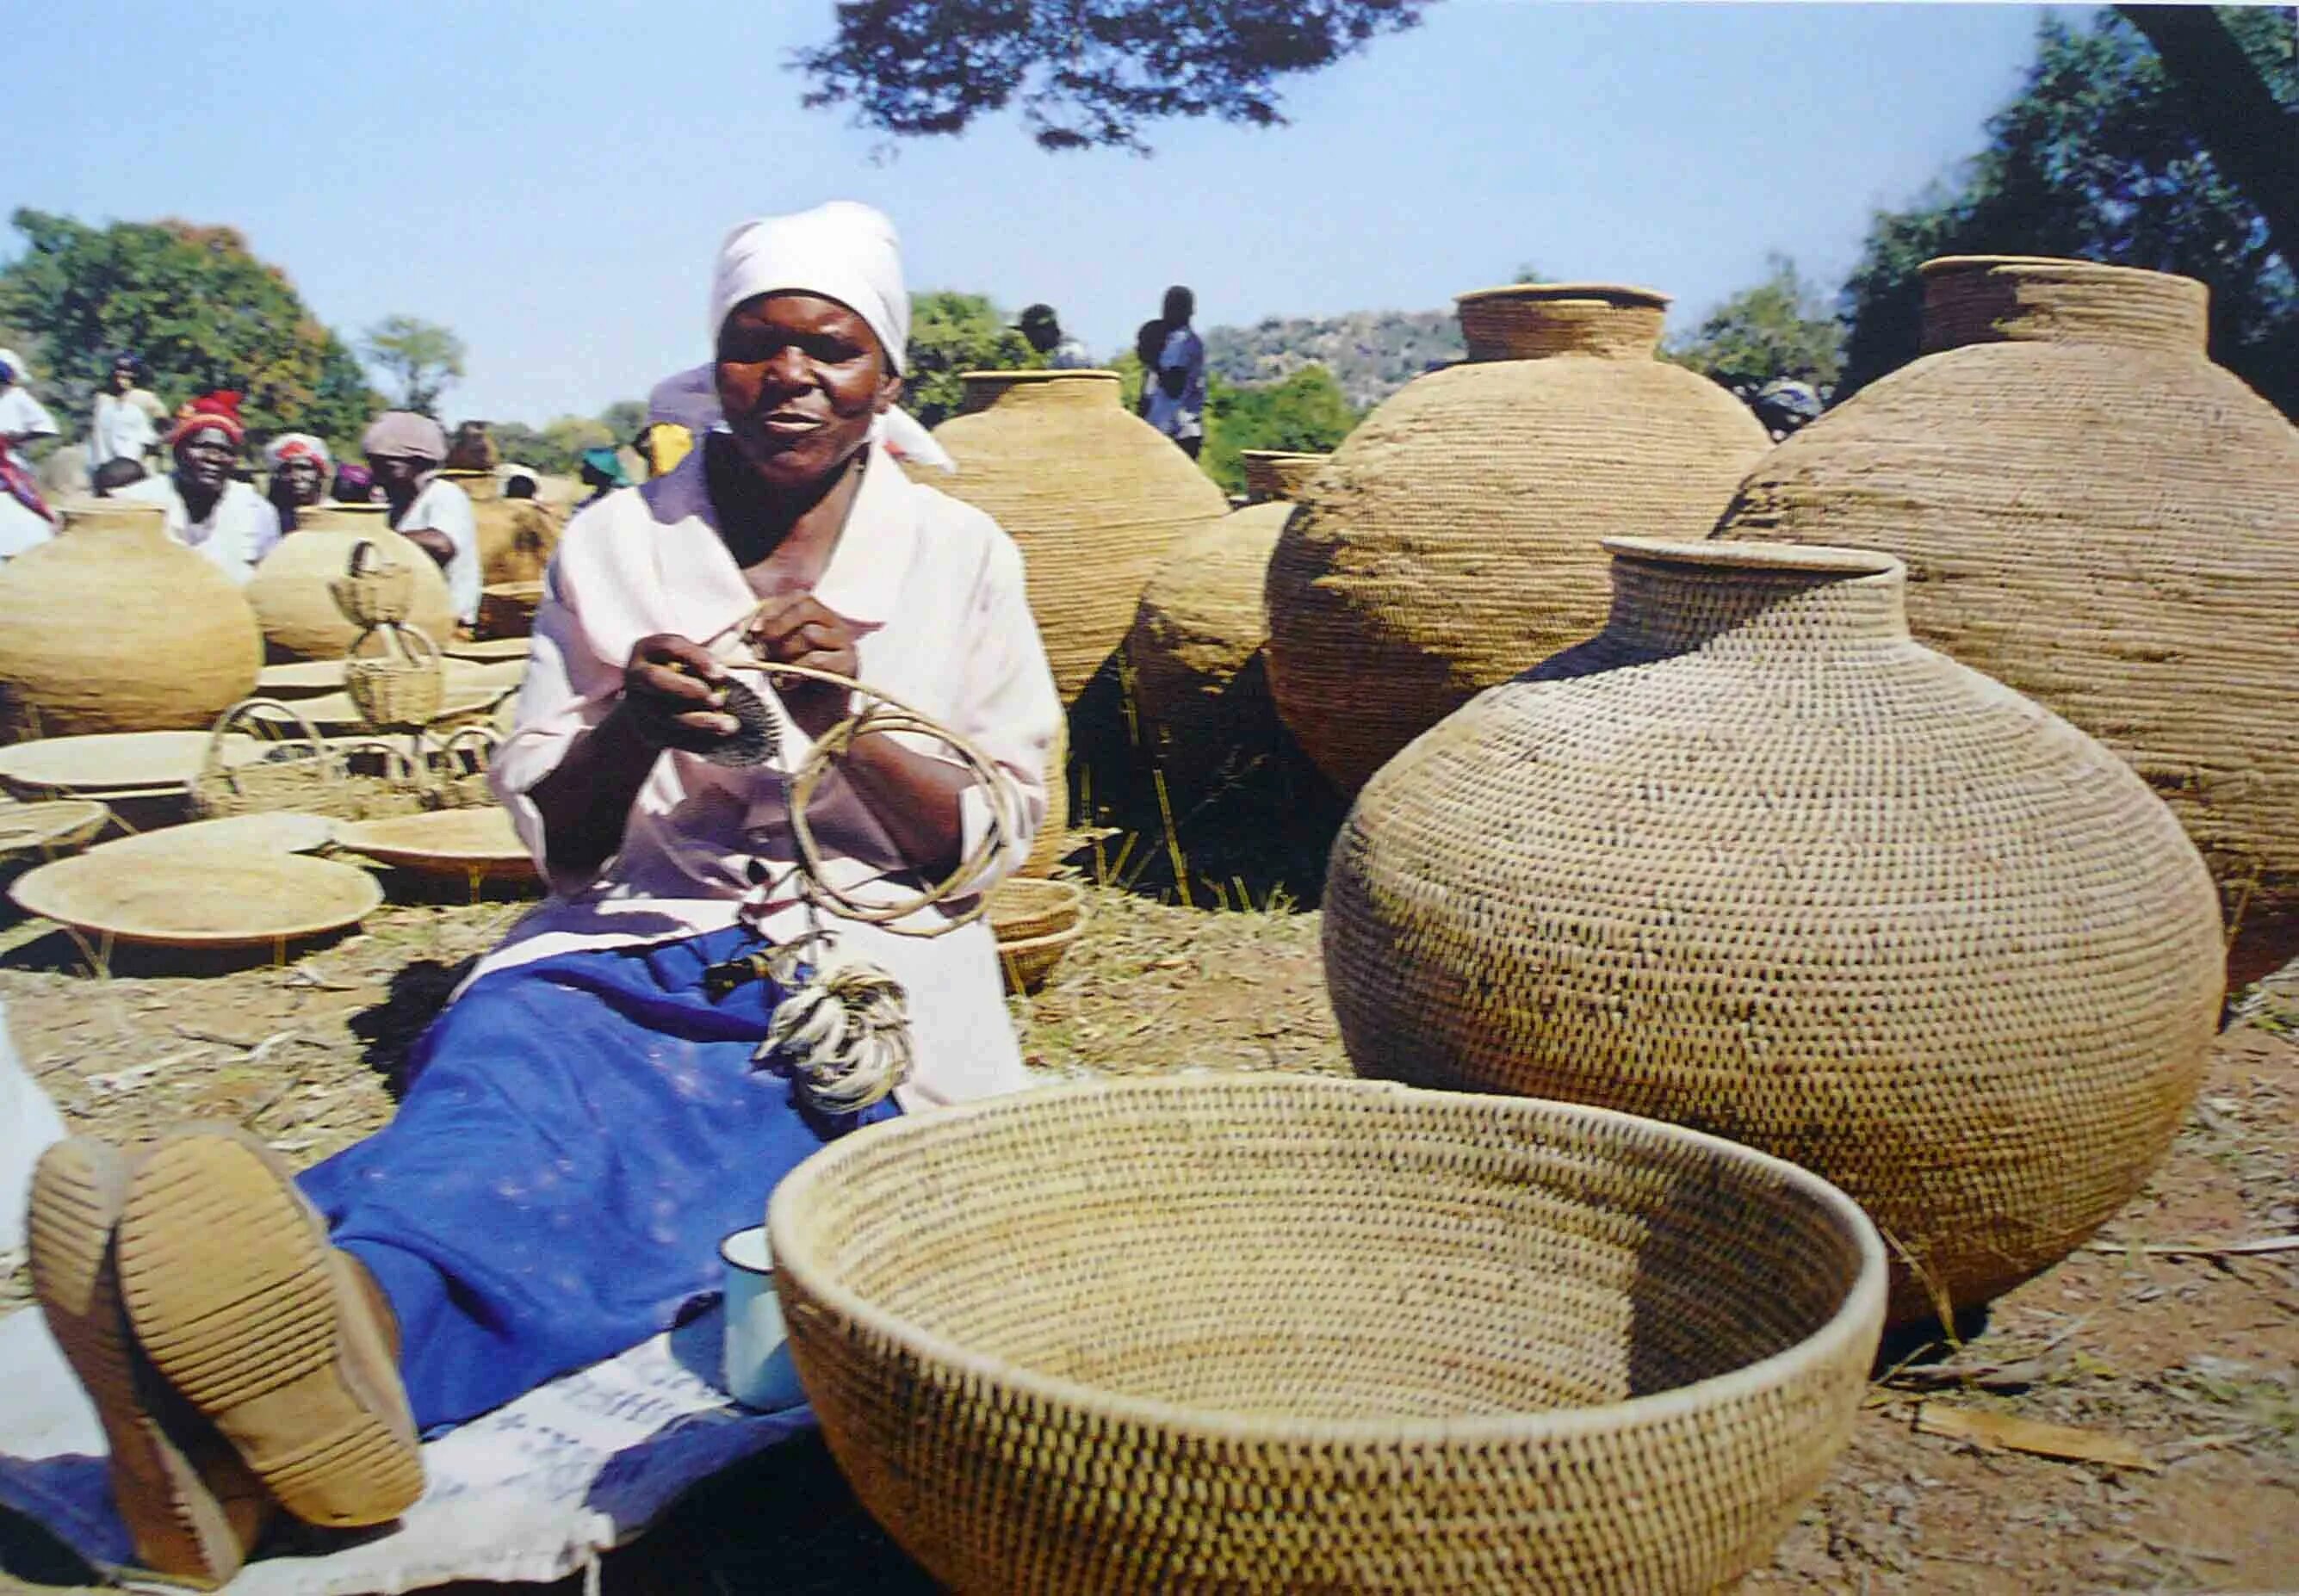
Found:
[28,1137,275,1588]
[116,1125,424,1529]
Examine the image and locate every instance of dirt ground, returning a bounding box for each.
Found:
[0,850,2292,1593]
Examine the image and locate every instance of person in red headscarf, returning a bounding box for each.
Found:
[119,392,282,582]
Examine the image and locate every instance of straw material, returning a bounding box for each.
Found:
[246,506,455,660]
[334,807,536,882]
[0,731,263,798]
[1265,285,1769,794]
[925,372,1230,702]
[0,800,112,857]
[344,622,446,728]
[1324,538,2225,1324]
[90,811,336,862]
[327,540,418,628]
[771,1073,1887,1594]
[256,660,349,698]
[476,581,544,640]
[443,470,559,586]
[11,850,382,948]
[1128,455,1325,786]
[0,501,262,737]
[443,638,532,663]
[988,876,1086,993]
[1716,255,2299,982]
[189,702,500,823]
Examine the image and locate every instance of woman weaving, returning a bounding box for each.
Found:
[26,201,1061,1587]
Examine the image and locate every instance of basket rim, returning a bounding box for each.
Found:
[771,1073,1889,1447]
[9,849,384,948]
[956,368,1123,385]
[1453,282,1671,311]
[1918,254,2204,292]
[995,919,1088,956]
[1608,537,1902,580]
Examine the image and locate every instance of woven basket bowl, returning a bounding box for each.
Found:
[1265,284,1769,795]
[771,1073,1887,1595]
[989,877,1087,992]
[1716,255,2299,985]
[0,501,261,737]
[327,541,418,628]
[344,622,446,727]
[247,506,455,661]
[0,800,113,858]
[1326,539,2225,1325]
[477,580,545,640]
[925,371,1230,702]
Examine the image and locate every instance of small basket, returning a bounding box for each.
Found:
[988,877,1088,993]
[344,622,445,727]
[328,540,418,628]
[190,699,345,820]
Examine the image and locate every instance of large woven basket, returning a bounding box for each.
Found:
[443,468,560,585]
[1128,451,1325,790]
[924,371,1230,702]
[245,504,456,661]
[1325,539,2225,1324]
[1265,285,1769,794]
[0,501,262,738]
[771,1074,1887,1594]
[1716,255,2299,984]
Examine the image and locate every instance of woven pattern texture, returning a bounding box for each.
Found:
[1325,539,2224,1324]
[1266,286,1769,794]
[772,1074,1885,1594]
[247,507,456,661]
[0,503,261,738]
[443,469,560,586]
[1716,256,2299,982]
[926,372,1229,702]
[1129,453,1325,784]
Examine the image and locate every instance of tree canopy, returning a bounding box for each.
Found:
[793,0,1431,153]
[1838,7,2296,416]
[0,209,378,448]
[904,290,1045,427]
[1200,364,1360,495]
[362,314,466,417]
[1666,254,1844,399]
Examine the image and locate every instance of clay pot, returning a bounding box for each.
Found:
[1717,255,2299,984]
[1323,538,2224,1324]
[1129,451,1327,789]
[0,500,262,736]
[443,469,558,586]
[1265,285,1769,794]
[248,504,456,660]
[926,371,1229,702]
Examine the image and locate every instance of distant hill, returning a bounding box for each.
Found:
[1203,309,1464,411]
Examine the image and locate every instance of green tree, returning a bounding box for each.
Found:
[0,209,379,448]
[1201,364,1360,495]
[1666,253,1844,399]
[598,399,648,442]
[361,314,466,416]
[794,0,1432,153]
[903,291,1042,428]
[1839,8,2296,415]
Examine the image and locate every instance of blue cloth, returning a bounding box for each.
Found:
[299,925,895,1432]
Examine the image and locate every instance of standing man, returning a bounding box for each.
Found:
[1015,303,1093,369]
[1143,286,1206,459]
[363,411,479,631]
[120,393,281,582]
[89,354,164,473]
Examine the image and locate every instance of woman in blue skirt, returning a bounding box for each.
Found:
[26,201,1062,1587]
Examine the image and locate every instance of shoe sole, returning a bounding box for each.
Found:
[28,1139,265,1587]
[118,1126,424,1529]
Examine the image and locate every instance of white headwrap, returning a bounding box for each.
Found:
[263,432,332,471]
[0,350,24,387]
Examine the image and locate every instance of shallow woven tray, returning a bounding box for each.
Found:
[443,638,532,663]
[260,659,516,703]
[771,1074,1887,1594]
[282,687,499,733]
[0,800,112,858]
[256,660,350,697]
[987,877,1086,943]
[11,850,384,948]
[90,812,337,862]
[0,733,269,798]
[334,807,536,881]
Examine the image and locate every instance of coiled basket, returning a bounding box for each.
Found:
[771,1074,1887,1594]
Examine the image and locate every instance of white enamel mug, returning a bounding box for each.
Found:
[719,1224,807,1411]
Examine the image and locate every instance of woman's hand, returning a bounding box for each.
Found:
[623,634,741,745]
[745,594,857,740]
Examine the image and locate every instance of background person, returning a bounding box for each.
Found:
[118,392,280,581]
[0,350,59,560]
[89,353,164,473]
[1143,285,1207,458]
[263,433,332,532]
[363,411,479,629]
[1015,303,1093,368]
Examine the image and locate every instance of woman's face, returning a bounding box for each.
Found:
[277,456,326,505]
[715,293,900,491]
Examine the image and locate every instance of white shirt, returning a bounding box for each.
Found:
[485,442,1062,1110]
[119,473,282,584]
[1144,325,1207,441]
[90,392,159,466]
[0,388,59,560]
[394,474,480,626]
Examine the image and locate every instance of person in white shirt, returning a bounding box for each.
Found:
[89,353,164,473]
[1143,284,1208,458]
[117,392,281,582]
[363,411,479,628]
[0,350,59,560]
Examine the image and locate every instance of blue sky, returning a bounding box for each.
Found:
[9,2,2073,425]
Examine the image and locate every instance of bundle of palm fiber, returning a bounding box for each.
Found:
[771,1073,1886,1594]
[1323,538,2225,1325]
[1716,255,2299,984]
[1264,285,1769,794]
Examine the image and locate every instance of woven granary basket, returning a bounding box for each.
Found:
[1716,254,2299,984]
[343,622,446,728]
[440,472,560,589]
[246,504,456,661]
[924,371,1229,702]
[771,1073,1887,1594]
[1129,453,1326,787]
[0,501,261,738]
[1325,538,2225,1325]
[1265,284,1769,794]
[476,581,545,640]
